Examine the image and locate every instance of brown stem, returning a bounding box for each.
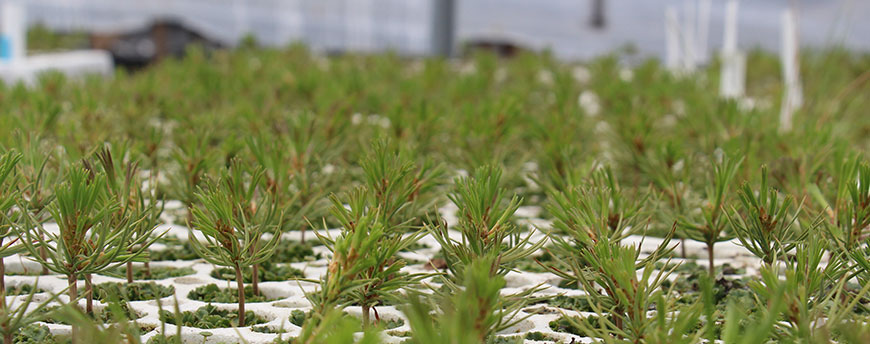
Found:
[235,264,246,327]
[39,237,49,275]
[3,330,11,344]
[252,264,259,296]
[361,304,370,327]
[126,260,134,284]
[144,261,152,279]
[613,308,624,331]
[0,238,4,296]
[680,238,687,258]
[85,273,93,315]
[707,242,715,277]
[68,273,79,344]
[300,223,307,244]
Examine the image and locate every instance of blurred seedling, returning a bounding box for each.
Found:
[543,167,676,339]
[0,151,24,294]
[808,155,870,252]
[247,112,342,243]
[728,165,806,265]
[677,152,742,276]
[13,132,65,275]
[402,255,523,343]
[0,279,66,344]
[427,165,544,280]
[747,229,849,341]
[309,187,424,327]
[359,139,445,229]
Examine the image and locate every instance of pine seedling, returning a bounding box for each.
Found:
[728,166,806,265]
[0,280,66,344]
[294,307,382,344]
[18,167,156,341]
[720,290,786,344]
[87,144,165,283]
[187,172,282,327]
[427,165,544,279]
[310,187,424,327]
[542,167,676,340]
[573,290,704,344]
[546,167,647,248]
[247,113,342,243]
[678,152,743,276]
[747,229,848,341]
[14,133,64,275]
[217,158,274,296]
[164,135,212,225]
[808,156,870,252]
[568,234,676,340]
[0,151,24,295]
[401,255,521,344]
[639,141,693,257]
[359,139,444,228]
[543,167,666,288]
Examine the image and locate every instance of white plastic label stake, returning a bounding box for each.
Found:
[1,0,26,63]
[780,6,802,132]
[720,0,744,98]
[665,7,681,72]
[696,0,712,63]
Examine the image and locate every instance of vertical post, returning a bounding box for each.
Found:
[720,0,745,99]
[780,5,801,132]
[590,0,606,29]
[1,0,26,64]
[696,0,712,63]
[682,0,696,72]
[431,0,455,57]
[346,0,373,52]
[283,0,304,45]
[233,0,250,40]
[665,7,681,72]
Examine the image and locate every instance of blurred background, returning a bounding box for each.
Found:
[5,0,868,69]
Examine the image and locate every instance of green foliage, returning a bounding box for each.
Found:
[747,229,849,340]
[18,166,159,312]
[158,304,267,329]
[188,162,282,269]
[359,139,444,227]
[210,262,303,282]
[0,150,24,260]
[0,279,64,343]
[291,308,381,344]
[310,187,423,325]
[402,256,522,343]
[0,44,869,343]
[546,167,647,244]
[187,284,278,303]
[677,152,743,275]
[92,282,174,301]
[5,324,55,344]
[108,265,196,280]
[428,165,543,279]
[246,112,341,237]
[187,159,283,326]
[729,166,806,264]
[809,156,870,251]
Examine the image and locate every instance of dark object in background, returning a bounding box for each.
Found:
[463,40,525,58]
[89,20,222,68]
[590,0,606,29]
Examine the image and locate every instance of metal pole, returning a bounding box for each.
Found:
[590,0,606,29]
[431,0,455,57]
